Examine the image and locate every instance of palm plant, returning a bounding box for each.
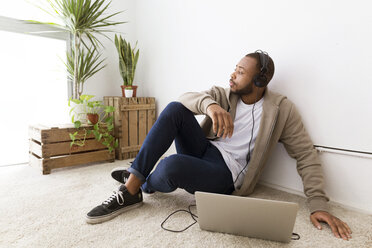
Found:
[114,34,139,87]
[28,0,125,99]
[65,46,106,97]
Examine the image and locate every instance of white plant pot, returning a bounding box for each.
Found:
[69,101,87,123]
[125,89,134,97]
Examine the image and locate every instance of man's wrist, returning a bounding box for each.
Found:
[202,99,218,114]
[308,197,330,214]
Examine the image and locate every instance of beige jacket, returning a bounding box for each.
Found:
[178,86,329,213]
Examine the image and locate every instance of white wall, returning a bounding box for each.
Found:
[83,0,139,100]
[89,0,372,213]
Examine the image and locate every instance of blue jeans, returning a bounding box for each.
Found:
[127,101,235,195]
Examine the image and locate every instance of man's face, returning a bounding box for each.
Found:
[229,56,259,95]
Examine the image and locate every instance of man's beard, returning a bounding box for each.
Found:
[232,81,254,95]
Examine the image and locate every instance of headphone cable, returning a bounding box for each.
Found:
[228,90,259,191]
[161,204,198,232]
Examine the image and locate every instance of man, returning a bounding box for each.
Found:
[86,50,352,240]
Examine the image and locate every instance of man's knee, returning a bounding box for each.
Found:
[163,101,189,115]
[157,155,183,181]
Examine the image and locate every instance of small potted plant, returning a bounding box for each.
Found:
[69,95,118,153]
[68,95,95,123]
[114,34,139,97]
[86,100,102,125]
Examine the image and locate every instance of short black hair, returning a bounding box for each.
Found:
[245,52,275,84]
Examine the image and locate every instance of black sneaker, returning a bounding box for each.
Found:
[111,167,156,194]
[86,185,143,224]
[111,167,131,184]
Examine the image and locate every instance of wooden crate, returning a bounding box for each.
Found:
[103,97,156,160]
[29,124,115,174]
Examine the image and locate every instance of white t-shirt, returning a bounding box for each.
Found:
[210,97,264,189]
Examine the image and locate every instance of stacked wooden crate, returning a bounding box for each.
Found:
[29,124,115,174]
[103,97,156,160]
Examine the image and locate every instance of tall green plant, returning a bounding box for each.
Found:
[28,0,125,99]
[65,46,106,97]
[114,34,139,86]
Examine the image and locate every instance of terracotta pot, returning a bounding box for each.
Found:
[87,113,99,125]
[121,85,138,97]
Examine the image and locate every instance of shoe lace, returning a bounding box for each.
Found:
[102,190,125,206]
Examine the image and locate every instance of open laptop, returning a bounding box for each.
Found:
[195,191,299,243]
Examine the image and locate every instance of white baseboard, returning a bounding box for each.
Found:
[258,180,306,197]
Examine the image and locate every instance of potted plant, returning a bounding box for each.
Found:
[68,94,94,124]
[69,95,118,153]
[114,34,140,97]
[86,101,101,125]
[69,94,107,124]
[27,0,125,99]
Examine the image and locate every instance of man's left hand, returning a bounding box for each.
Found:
[310,211,352,240]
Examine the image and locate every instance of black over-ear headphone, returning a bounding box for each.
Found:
[253,50,269,88]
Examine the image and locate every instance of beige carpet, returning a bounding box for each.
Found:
[0,160,371,248]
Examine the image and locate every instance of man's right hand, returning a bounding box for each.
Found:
[206,104,234,139]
